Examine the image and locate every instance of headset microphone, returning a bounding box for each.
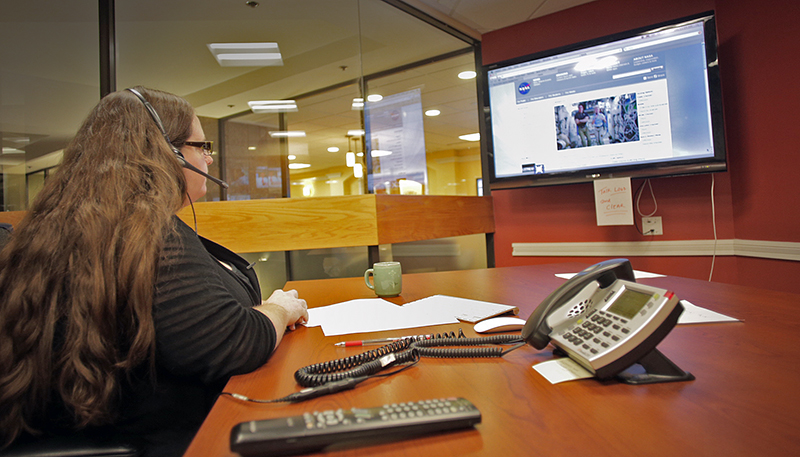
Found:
[174,153,229,188]
[126,88,229,189]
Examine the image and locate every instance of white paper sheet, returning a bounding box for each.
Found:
[533,358,594,384]
[304,298,459,336]
[305,299,395,327]
[402,295,518,323]
[555,270,665,280]
[678,300,740,324]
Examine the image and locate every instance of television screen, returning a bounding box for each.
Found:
[483,11,726,189]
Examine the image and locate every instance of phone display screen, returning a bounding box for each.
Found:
[606,288,652,319]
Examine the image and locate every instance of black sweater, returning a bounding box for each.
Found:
[19,217,278,457]
[113,217,277,456]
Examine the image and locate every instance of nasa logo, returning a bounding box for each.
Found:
[518,82,531,94]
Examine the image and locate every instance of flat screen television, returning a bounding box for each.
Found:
[483,11,726,189]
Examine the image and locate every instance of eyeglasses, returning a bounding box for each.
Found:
[184,141,214,157]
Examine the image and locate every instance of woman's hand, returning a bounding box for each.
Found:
[255,289,308,346]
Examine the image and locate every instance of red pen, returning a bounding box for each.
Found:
[334,334,434,347]
[334,338,399,347]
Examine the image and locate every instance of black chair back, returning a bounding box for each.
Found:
[0,222,11,248]
[2,434,141,457]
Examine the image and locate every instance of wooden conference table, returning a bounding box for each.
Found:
[184,263,800,457]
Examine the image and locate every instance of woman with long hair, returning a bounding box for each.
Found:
[0,87,308,456]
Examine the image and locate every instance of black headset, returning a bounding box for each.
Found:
[126,88,228,189]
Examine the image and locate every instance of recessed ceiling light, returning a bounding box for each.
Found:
[327,146,340,153]
[248,146,257,150]
[288,154,297,160]
[268,131,306,138]
[207,42,283,66]
[367,94,383,102]
[248,100,298,112]
[347,129,365,136]
[458,70,477,79]
[425,109,441,117]
[288,163,311,169]
[459,133,480,141]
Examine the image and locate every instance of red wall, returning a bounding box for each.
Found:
[482,0,800,294]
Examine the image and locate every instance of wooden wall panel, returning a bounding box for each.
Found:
[375,195,494,244]
[0,211,25,226]
[178,195,379,253]
[1,196,495,254]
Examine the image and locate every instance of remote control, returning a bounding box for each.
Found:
[230,397,481,456]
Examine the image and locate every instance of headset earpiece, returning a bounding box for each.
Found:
[125,88,228,189]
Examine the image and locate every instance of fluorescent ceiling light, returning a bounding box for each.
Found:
[268,131,306,138]
[288,163,311,169]
[347,129,365,136]
[459,133,480,142]
[458,70,477,79]
[207,42,283,66]
[248,100,298,113]
[425,109,441,117]
[2,147,25,154]
[352,98,364,110]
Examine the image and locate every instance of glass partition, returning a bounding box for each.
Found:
[222,115,285,201]
[363,51,481,196]
[5,0,487,288]
[0,0,99,211]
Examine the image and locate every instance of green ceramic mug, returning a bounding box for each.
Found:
[364,261,402,297]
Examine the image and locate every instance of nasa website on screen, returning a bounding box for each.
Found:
[488,19,715,179]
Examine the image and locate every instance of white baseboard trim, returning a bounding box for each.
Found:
[511,239,800,262]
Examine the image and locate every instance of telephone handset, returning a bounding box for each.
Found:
[521,259,694,384]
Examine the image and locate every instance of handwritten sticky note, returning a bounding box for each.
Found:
[594,177,633,226]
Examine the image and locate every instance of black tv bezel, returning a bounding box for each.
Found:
[482,11,727,190]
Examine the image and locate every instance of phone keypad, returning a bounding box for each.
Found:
[559,309,634,356]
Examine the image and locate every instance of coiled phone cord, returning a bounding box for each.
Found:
[294,331,524,387]
[222,331,525,404]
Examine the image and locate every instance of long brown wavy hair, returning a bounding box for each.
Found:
[0,87,193,447]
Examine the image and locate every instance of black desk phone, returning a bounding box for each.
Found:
[521,259,694,384]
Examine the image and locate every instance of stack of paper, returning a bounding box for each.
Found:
[304,295,518,337]
[403,295,518,323]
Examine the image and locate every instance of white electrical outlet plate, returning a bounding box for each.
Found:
[642,217,663,235]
